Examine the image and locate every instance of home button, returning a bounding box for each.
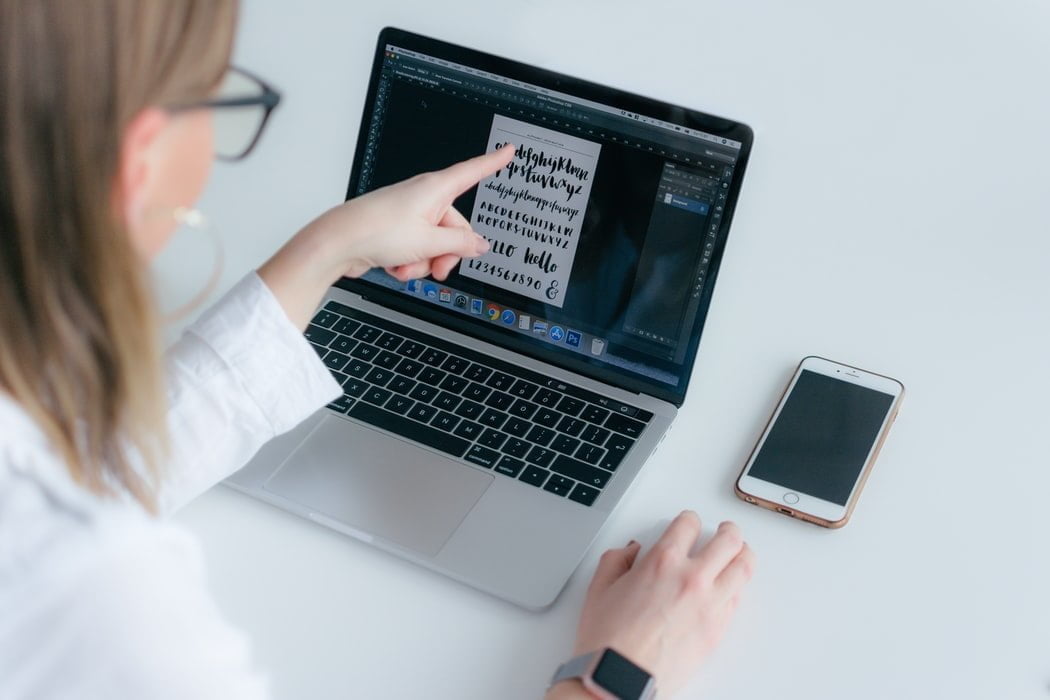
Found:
[783,492,800,505]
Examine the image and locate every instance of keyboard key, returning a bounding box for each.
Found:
[439,375,469,394]
[533,388,561,407]
[385,394,414,415]
[433,391,461,411]
[394,358,423,378]
[551,434,581,455]
[525,425,555,447]
[305,324,335,345]
[557,416,585,436]
[331,371,349,387]
[503,438,530,458]
[374,350,401,369]
[580,424,610,446]
[464,445,499,468]
[575,443,604,465]
[345,358,370,378]
[533,407,560,428]
[311,344,327,358]
[478,429,508,450]
[419,347,448,367]
[430,411,460,432]
[464,364,493,383]
[613,403,640,418]
[519,465,550,488]
[525,445,556,468]
[440,356,470,374]
[323,351,350,372]
[418,367,446,386]
[581,404,610,425]
[387,376,416,395]
[555,396,584,416]
[397,340,424,358]
[503,416,531,437]
[376,332,403,350]
[485,371,515,391]
[342,377,367,397]
[604,413,646,438]
[352,325,381,343]
[349,401,468,458]
[509,399,538,420]
[454,400,485,420]
[363,386,392,406]
[479,408,509,429]
[601,433,635,471]
[330,335,357,354]
[462,382,492,402]
[408,383,438,403]
[453,420,483,440]
[311,310,339,328]
[332,317,361,336]
[495,456,525,478]
[364,367,393,387]
[326,394,354,413]
[568,483,599,506]
[543,474,573,497]
[551,454,612,488]
[484,391,515,411]
[407,403,437,424]
[350,343,379,361]
[509,380,538,400]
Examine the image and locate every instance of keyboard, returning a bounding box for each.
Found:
[305,301,653,507]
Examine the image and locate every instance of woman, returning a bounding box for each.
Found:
[0,2,754,698]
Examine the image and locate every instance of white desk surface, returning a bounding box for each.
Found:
[169,1,1050,698]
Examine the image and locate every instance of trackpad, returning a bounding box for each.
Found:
[263,416,492,557]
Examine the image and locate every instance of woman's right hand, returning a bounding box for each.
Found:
[549,512,755,698]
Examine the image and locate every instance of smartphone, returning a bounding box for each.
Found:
[735,356,904,528]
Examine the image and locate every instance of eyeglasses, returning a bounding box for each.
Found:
[168,66,281,161]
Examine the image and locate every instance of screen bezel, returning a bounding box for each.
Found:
[737,356,904,522]
[335,26,754,407]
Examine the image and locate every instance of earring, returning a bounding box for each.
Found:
[154,206,225,323]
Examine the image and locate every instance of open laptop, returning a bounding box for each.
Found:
[227,27,753,610]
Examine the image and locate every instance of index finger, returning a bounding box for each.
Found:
[434,143,516,199]
[643,510,702,563]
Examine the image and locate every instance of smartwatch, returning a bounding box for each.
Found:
[549,648,656,700]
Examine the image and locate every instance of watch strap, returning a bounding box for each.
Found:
[549,649,656,700]
[550,651,598,688]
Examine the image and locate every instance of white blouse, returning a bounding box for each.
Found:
[0,273,342,699]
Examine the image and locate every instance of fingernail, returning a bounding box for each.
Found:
[627,539,638,548]
[475,234,490,254]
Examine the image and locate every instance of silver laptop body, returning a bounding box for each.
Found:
[226,27,750,610]
[227,288,675,610]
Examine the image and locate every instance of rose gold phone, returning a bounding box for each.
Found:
[735,356,904,528]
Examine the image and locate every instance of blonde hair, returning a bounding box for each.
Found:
[0,0,237,511]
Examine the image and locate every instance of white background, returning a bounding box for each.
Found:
[170,1,1050,698]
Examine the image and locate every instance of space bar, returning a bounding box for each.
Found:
[348,402,470,459]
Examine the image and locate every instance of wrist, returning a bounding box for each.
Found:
[258,223,347,330]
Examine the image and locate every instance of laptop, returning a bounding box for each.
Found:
[227,27,753,610]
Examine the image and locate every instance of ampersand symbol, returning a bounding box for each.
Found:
[545,281,560,300]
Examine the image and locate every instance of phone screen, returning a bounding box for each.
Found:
[748,370,896,505]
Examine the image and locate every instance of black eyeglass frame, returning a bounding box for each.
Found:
[168,66,282,161]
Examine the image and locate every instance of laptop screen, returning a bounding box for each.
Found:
[338,28,752,406]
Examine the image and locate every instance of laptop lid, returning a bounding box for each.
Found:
[336,27,753,407]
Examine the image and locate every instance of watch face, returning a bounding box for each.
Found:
[592,649,651,698]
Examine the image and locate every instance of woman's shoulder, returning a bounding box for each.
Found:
[0,392,195,583]
[0,442,267,699]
